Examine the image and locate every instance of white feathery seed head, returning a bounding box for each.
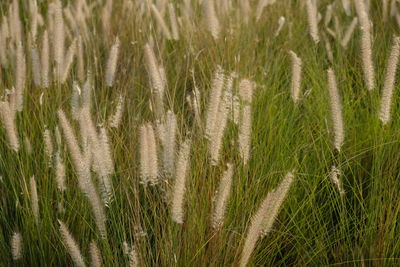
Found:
[31,46,41,86]
[209,75,232,165]
[99,127,115,176]
[238,79,254,164]
[58,109,84,172]
[146,123,159,185]
[109,94,125,128]
[205,66,225,139]
[41,30,50,88]
[260,172,294,237]
[0,101,19,152]
[10,0,22,44]
[122,241,130,255]
[53,0,65,78]
[43,128,54,160]
[354,0,375,91]
[360,26,375,91]
[30,176,39,224]
[144,43,165,118]
[354,0,370,29]
[158,65,168,91]
[105,37,120,87]
[139,124,149,185]
[171,138,191,224]
[239,79,254,103]
[379,36,400,125]
[59,220,86,267]
[129,248,139,267]
[57,109,107,237]
[89,240,102,267]
[211,163,234,229]
[203,0,220,40]
[306,0,320,43]
[232,95,240,125]
[80,109,113,205]
[239,172,294,267]
[11,232,23,260]
[55,152,66,192]
[238,104,252,164]
[327,68,344,152]
[82,75,93,110]
[77,36,85,83]
[15,41,26,112]
[30,0,38,41]
[155,119,166,145]
[289,51,302,103]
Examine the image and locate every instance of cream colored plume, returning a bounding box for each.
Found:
[58,110,107,237]
[89,240,102,267]
[203,0,220,39]
[30,176,39,224]
[211,163,234,229]
[306,0,320,43]
[139,123,159,185]
[41,30,50,88]
[209,74,233,165]
[11,232,23,260]
[55,152,66,192]
[15,42,26,112]
[172,139,191,224]
[327,69,344,152]
[289,51,302,103]
[31,46,41,86]
[354,0,375,91]
[59,220,86,267]
[238,79,254,164]
[144,44,165,118]
[105,37,120,87]
[53,0,65,80]
[240,172,294,267]
[109,94,125,128]
[379,36,400,125]
[205,66,225,139]
[0,100,19,152]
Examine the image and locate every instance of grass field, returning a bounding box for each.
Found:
[1,0,400,266]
